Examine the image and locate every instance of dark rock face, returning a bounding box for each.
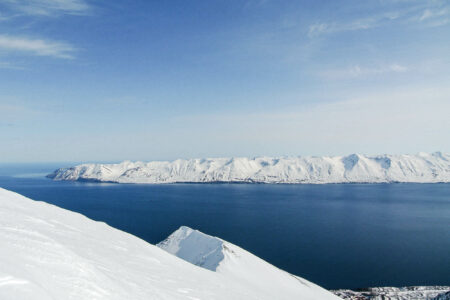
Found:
[433,291,450,300]
[332,286,450,300]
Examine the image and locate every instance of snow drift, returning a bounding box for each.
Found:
[0,187,341,300]
[48,152,450,184]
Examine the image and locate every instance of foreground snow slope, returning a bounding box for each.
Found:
[48,152,450,184]
[157,226,340,300]
[0,188,341,300]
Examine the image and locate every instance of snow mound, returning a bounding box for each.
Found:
[0,188,341,300]
[158,226,340,300]
[48,152,450,184]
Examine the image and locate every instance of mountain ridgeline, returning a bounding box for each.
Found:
[47,152,450,184]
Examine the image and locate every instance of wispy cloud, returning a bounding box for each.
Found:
[0,1,90,62]
[0,35,76,59]
[320,63,408,80]
[308,2,450,38]
[417,6,450,27]
[0,61,26,70]
[419,7,448,20]
[308,12,400,37]
[1,0,90,17]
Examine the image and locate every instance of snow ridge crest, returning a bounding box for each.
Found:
[157,226,224,271]
[48,152,450,184]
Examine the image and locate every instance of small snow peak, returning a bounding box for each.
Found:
[418,152,429,157]
[177,226,194,234]
[157,227,224,271]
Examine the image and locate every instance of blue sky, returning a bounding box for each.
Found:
[0,0,449,162]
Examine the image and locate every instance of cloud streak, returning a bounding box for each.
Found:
[417,6,450,27]
[320,63,408,80]
[308,12,400,37]
[419,7,448,21]
[308,2,450,37]
[1,0,90,17]
[0,35,76,59]
[0,61,25,70]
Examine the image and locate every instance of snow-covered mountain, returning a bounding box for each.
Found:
[0,187,341,300]
[157,226,339,300]
[48,152,450,184]
[157,229,450,300]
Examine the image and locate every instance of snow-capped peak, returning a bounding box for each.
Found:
[157,226,224,271]
[158,226,341,300]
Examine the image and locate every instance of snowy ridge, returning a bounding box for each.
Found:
[157,226,224,271]
[0,187,341,300]
[48,152,450,184]
[157,226,340,300]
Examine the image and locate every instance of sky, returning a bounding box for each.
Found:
[0,0,449,163]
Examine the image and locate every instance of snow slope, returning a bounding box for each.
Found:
[48,152,450,184]
[0,188,341,300]
[157,226,341,300]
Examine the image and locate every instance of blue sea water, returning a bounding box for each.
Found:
[0,163,449,289]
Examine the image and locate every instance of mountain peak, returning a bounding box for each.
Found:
[158,226,224,271]
[158,226,341,300]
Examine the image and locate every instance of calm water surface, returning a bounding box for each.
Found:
[0,163,449,289]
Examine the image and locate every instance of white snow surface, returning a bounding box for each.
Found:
[157,226,340,300]
[48,152,450,184]
[0,187,341,300]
